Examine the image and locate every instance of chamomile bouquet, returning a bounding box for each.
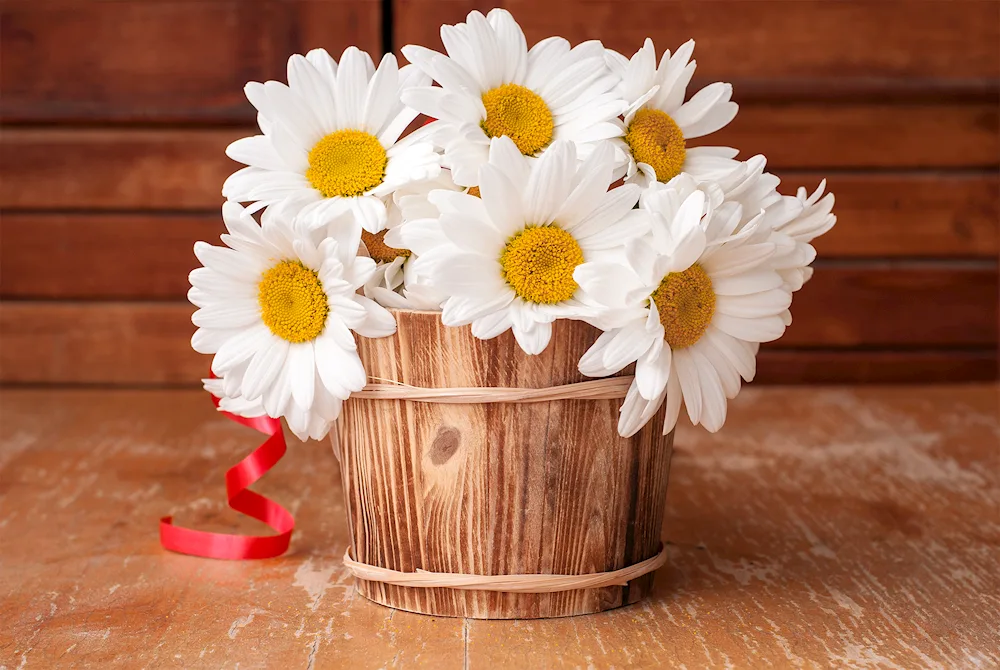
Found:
[190,9,835,442]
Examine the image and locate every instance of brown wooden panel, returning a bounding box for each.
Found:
[2,177,996,300]
[706,104,998,170]
[812,172,999,258]
[2,293,997,385]
[395,0,1000,101]
[783,265,999,348]
[3,106,996,210]
[756,349,998,384]
[0,213,225,300]
[0,0,382,124]
[0,129,241,210]
[0,303,200,385]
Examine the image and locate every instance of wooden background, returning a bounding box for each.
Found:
[1,0,998,387]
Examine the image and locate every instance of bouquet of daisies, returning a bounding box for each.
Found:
[191,9,835,442]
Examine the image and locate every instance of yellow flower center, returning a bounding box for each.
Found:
[306,129,387,198]
[466,186,481,198]
[362,229,411,264]
[499,226,584,304]
[651,263,715,349]
[257,260,329,343]
[625,108,686,182]
[480,83,554,156]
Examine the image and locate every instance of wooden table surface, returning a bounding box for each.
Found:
[2,385,997,669]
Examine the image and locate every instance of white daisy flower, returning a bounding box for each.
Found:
[576,179,792,436]
[222,47,442,233]
[400,8,626,187]
[606,39,740,188]
[202,378,331,442]
[360,172,461,310]
[189,202,396,440]
[396,137,647,355]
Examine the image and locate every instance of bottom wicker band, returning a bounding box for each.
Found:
[342,543,668,594]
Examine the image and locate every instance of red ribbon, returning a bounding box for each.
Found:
[160,394,294,559]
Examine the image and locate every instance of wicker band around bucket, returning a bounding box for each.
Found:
[332,309,674,619]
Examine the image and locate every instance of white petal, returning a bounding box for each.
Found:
[567,175,640,232]
[241,336,290,401]
[574,262,645,307]
[704,326,756,382]
[523,140,575,224]
[210,324,271,375]
[579,329,619,377]
[192,300,261,329]
[353,296,397,338]
[711,271,783,296]
[192,327,240,355]
[442,292,515,326]
[573,206,648,250]
[401,44,479,93]
[479,163,525,237]
[715,289,791,319]
[351,196,389,233]
[314,332,366,398]
[440,212,504,254]
[263,81,324,148]
[635,345,671,400]
[487,8,527,84]
[672,348,702,426]
[335,46,372,130]
[672,83,738,139]
[194,242,266,283]
[512,320,552,355]
[600,322,655,373]
[618,381,665,438]
[487,136,531,192]
[226,135,288,171]
[364,53,399,135]
[661,370,683,433]
[691,347,728,431]
[288,343,316,410]
[699,336,742,400]
[666,226,707,274]
[713,313,786,343]
[701,243,775,278]
[434,255,506,295]
[471,309,513,340]
[287,54,337,133]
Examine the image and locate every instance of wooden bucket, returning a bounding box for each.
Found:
[332,309,674,619]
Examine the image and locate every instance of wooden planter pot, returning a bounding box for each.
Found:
[332,309,674,619]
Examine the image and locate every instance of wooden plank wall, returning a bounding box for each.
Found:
[1,0,998,387]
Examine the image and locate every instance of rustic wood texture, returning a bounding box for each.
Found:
[0,129,238,211]
[812,172,999,258]
[756,350,999,385]
[2,385,997,666]
[1,0,997,385]
[3,292,998,386]
[0,0,382,124]
[336,311,673,618]
[0,213,222,300]
[1,172,995,301]
[3,111,998,210]
[394,0,1000,101]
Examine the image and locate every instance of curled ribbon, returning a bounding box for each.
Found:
[159,393,294,559]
